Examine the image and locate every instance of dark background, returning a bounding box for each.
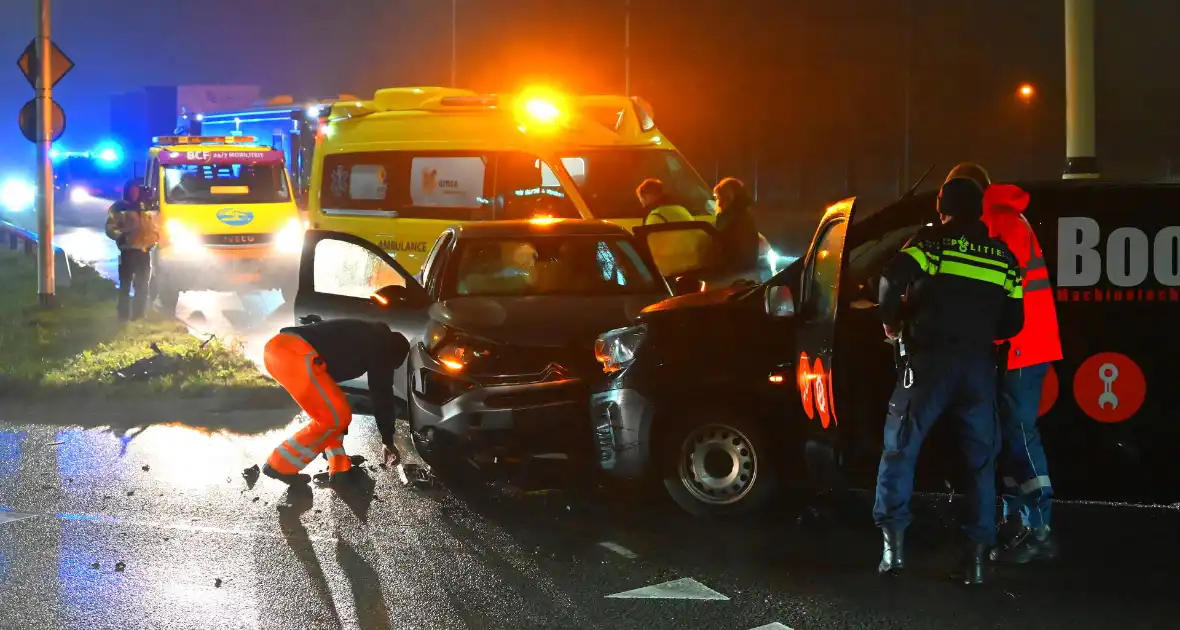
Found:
[3,0,1178,243]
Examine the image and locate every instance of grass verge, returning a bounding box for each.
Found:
[0,248,275,399]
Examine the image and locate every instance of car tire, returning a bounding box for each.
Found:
[658,408,780,518]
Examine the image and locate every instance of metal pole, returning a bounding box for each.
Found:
[1064,0,1098,179]
[901,0,911,193]
[35,0,55,306]
[450,0,457,87]
[624,0,631,96]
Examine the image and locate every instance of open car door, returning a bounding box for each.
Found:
[793,198,858,465]
[294,230,432,399]
[632,221,761,291]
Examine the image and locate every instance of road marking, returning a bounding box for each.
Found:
[598,541,638,559]
[750,624,794,630]
[0,510,39,526]
[606,577,729,600]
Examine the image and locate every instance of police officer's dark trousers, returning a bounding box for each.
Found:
[118,249,152,321]
[873,345,1001,546]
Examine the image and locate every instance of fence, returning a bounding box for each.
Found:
[0,220,73,289]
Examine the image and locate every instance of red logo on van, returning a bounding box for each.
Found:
[1072,352,1146,423]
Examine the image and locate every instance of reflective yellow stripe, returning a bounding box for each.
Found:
[941,249,1008,270]
[902,247,932,273]
[937,259,1009,287]
[1009,284,1024,299]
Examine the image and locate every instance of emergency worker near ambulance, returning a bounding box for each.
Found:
[104,180,160,321]
[260,319,409,485]
[946,163,1062,564]
[873,177,1024,585]
[637,178,694,225]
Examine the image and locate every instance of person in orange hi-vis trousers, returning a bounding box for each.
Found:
[261,318,409,485]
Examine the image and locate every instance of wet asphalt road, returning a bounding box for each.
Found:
[2,410,1180,630]
[3,207,1178,629]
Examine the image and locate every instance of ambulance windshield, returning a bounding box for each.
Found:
[162,163,290,205]
[548,149,714,220]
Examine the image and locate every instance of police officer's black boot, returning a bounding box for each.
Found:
[952,541,986,585]
[990,525,1059,564]
[878,525,906,575]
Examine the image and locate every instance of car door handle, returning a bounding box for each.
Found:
[299,314,322,325]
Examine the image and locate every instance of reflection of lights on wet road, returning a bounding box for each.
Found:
[127,424,296,489]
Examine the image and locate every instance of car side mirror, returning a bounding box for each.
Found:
[765,285,795,318]
[370,284,416,307]
[672,276,705,296]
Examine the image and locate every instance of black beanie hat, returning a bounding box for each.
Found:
[937,177,984,220]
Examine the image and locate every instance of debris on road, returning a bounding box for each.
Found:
[112,343,182,382]
[126,491,134,496]
[397,463,434,487]
[214,578,222,588]
[90,562,100,570]
[242,464,260,489]
[252,497,260,503]
[115,562,126,572]
[141,465,150,472]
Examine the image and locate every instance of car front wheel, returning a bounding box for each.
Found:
[660,409,780,517]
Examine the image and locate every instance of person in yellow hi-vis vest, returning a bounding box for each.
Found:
[104,181,160,321]
[636,178,693,226]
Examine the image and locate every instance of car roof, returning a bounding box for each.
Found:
[450,219,632,239]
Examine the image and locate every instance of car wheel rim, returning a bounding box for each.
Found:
[677,423,758,506]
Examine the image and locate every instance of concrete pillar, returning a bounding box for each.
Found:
[1063,0,1099,179]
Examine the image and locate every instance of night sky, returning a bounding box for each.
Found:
[2,0,1178,215]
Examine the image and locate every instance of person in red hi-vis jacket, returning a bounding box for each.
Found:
[945,163,1063,564]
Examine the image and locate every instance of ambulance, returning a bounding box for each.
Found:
[307,86,773,276]
[143,136,305,312]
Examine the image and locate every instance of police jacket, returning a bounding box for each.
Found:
[982,184,1062,369]
[279,319,410,446]
[878,218,1024,352]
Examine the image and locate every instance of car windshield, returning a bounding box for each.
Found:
[162,163,290,205]
[447,235,662,297]
[550,149,714,220]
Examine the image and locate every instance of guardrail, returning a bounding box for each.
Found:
[0,220,73,289]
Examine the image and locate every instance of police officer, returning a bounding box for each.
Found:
[873,177,1025,585]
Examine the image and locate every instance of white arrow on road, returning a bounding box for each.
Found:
[0,511,39,526]
[606,577,729,600]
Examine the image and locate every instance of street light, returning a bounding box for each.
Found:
[1018,83,1035,103]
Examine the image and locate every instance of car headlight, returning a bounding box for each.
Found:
[166,219,204,254]
[69,187,91,204]
[425,321,493,373]
[275,218,306,254]
[1,179,35,212]
[594,325,646,374]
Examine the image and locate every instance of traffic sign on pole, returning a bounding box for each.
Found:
[16,38,73,90]
[18,98,64,143]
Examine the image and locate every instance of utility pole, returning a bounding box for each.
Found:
[35,0,55,307]
[624,0,631,96]
[1063,0,1098,179]
[901,0,911,193]
[450,0,457,87]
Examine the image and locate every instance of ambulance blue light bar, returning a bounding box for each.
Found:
[152,135,257,146]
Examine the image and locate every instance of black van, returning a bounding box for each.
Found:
[591,181,1180,517]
